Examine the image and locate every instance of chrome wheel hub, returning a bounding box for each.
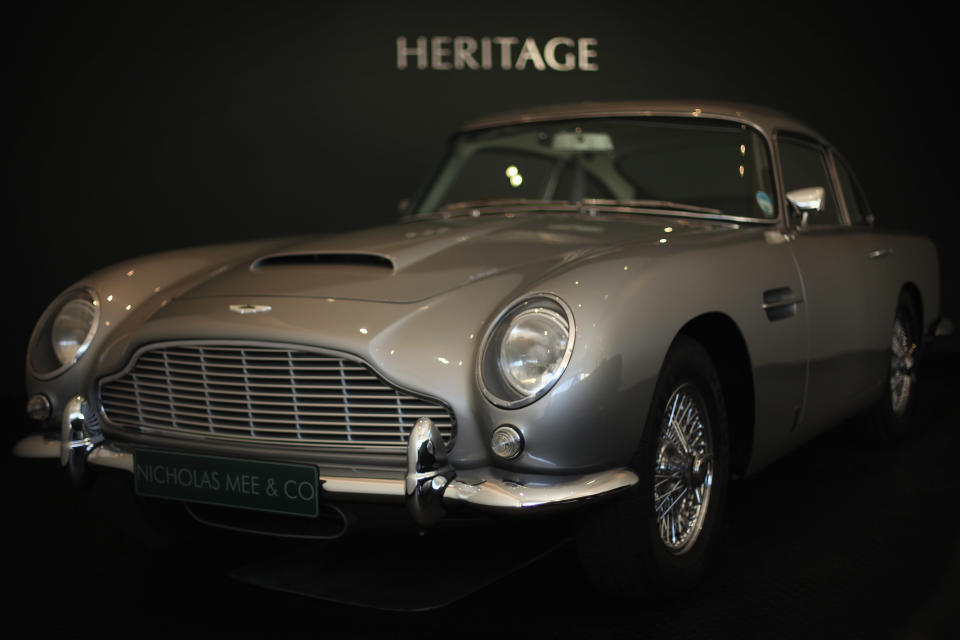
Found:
[654,385,713,555]
[890,317,916,416]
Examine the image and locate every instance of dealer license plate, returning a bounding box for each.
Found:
[134,450,319,517]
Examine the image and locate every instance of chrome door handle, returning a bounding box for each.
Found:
[762,287,803,322]
[868,248,893,259]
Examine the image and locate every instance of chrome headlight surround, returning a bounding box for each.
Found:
[478,293,575,409]
[28,287,101,380]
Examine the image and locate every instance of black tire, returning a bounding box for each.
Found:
[869,291,921,440]
[576,335,730,598]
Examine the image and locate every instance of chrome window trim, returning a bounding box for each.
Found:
[412,115,783,226]
[462,107,775,135]
[824,148,853,227]
[830,149,875,227]
[774,131,851,231]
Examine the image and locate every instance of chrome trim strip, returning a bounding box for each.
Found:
[12,433,60,458]
[462,106,765,133]
[761,296,803,310]
[443,468,639,509]
[321,476,404,497]
[87,441,135,471]
[12,437,639,509]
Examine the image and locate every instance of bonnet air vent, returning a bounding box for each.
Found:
[252,253,395,271]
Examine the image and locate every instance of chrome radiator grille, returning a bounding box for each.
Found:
[99,343,455,452]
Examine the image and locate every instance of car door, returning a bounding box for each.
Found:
[831,149,897,369]
[778,134,878,436]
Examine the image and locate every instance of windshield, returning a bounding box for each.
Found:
[412,117,777,220]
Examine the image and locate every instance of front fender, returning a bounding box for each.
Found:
[24,238,291,428]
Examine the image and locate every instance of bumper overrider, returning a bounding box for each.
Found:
[14,396,639,527]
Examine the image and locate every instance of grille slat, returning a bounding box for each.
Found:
[134,363,379,382]
[101,397,451,422]
[100,344,455,455]
[113,421,424,449]
[139,354,369,372]
[126,371,389,391]
[104,378,426,402]
[104,407,449,434]
[102,387,441,411]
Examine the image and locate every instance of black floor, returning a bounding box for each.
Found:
[6,350,959,639]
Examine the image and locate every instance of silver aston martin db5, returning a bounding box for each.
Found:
[16,101,945,596]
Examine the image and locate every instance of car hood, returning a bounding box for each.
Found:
[178,214,729,303]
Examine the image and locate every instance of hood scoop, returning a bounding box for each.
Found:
[252,252,395,271]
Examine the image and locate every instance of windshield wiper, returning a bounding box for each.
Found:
[425,198,728,219]
[438,198,725,215]
[580,199,725,215]
[438,199,579,212]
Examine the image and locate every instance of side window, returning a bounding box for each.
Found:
[833,153,870,225]
[778,138,843,226]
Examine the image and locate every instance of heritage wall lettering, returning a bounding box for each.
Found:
[396,36,598,71]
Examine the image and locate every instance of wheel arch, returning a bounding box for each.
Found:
[677,312,755,479]
[900,281,923,333]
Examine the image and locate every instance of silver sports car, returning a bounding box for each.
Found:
[16,101,944,596]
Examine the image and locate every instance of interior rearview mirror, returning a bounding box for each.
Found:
[551,131,615,152]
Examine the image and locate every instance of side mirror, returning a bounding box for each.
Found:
[785,186,825,229]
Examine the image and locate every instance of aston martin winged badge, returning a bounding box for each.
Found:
[229,304,272,315]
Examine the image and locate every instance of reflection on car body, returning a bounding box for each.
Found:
[16,101,944,596]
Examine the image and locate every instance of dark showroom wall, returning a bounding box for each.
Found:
[3,0,957,401]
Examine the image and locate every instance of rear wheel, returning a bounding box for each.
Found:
[576,336,729,597]
[870,291,920,440]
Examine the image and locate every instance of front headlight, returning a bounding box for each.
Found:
[28,288,100,378]
[52,297,99,365]
[479,293,575,408]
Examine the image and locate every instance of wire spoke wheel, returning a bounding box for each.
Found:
[889,316,916,417]
[653,384,713,555]
[575,336,728,597]
[867,292,921,441]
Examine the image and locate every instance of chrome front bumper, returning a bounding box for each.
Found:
[14,400,639,527]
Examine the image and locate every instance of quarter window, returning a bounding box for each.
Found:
[833,154,870,225]
[778,138,843,226]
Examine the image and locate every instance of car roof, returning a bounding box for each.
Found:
[461,100,826,143]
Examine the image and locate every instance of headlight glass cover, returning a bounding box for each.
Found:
[480,294,575,408]
[28,288,100,378]
[52,298,99,365]
[499,307,569,395]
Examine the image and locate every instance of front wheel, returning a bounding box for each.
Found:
[576,336,729,597]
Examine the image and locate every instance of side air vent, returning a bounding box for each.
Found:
[252,253,394,271]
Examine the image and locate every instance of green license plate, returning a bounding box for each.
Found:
[134,450,319,517]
